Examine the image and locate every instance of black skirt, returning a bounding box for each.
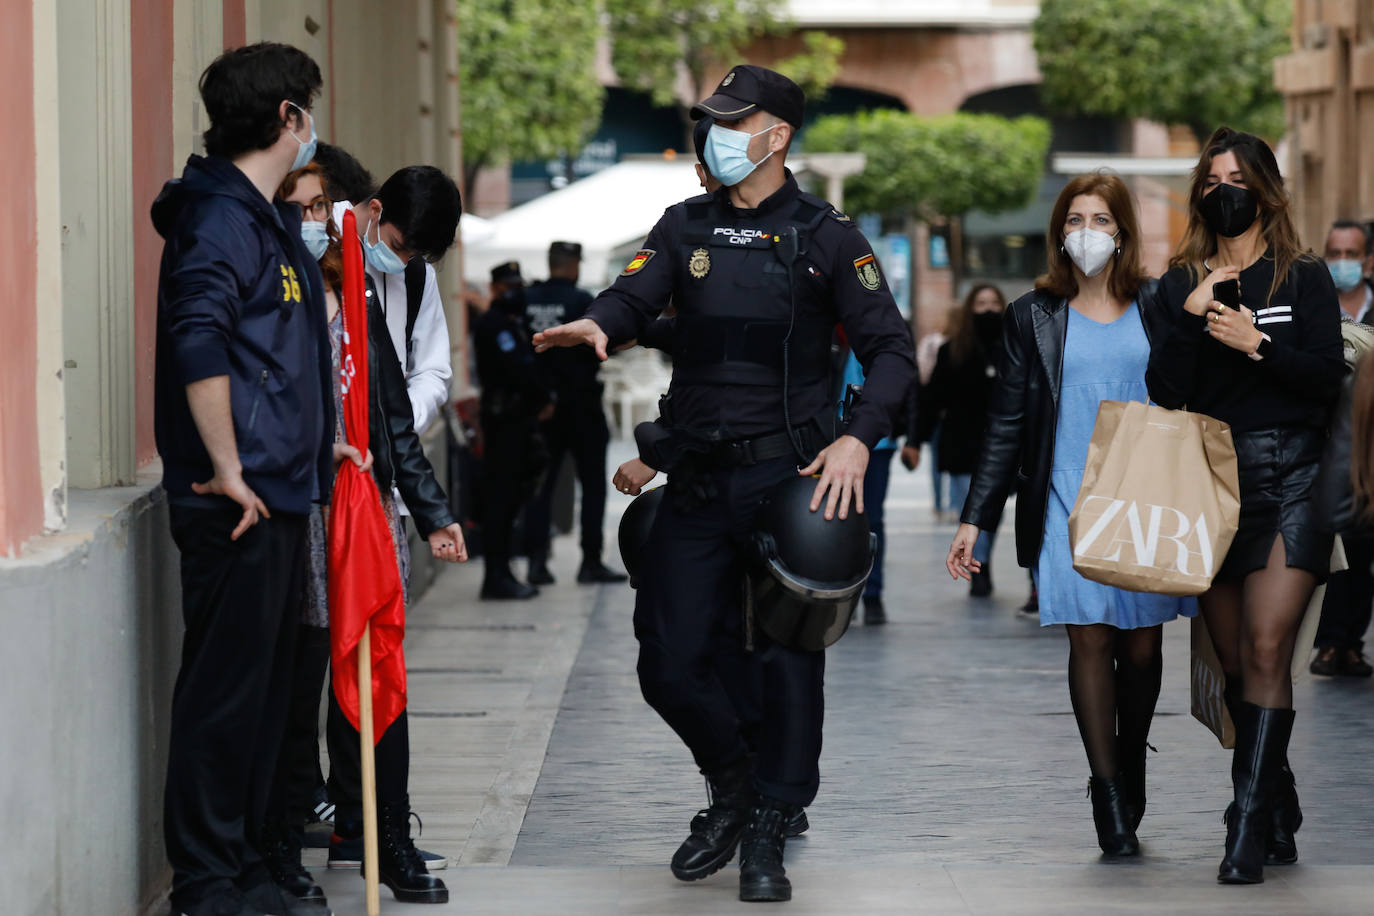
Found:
[1217,426,1333,582]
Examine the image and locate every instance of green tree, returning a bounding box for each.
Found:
[605,0,844,131]
[458,0,605,192]
[805,110,1052,219]
[1033,0,1291,142]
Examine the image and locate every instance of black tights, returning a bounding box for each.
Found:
[1200,537,1316,709]
[1066,623,1163,778]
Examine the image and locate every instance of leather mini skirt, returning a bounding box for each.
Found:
[1218,426,1332,582]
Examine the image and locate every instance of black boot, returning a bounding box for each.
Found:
[1218,702,1295,884]
[1116,736,1149,831]
[1267,762,1302,865]
[671,758,753,881]
[577,557,628,584]
[1088,775,1139,857]
[480,572,538,600]
[738,798,794,902]
[970,567,993,597]
[862,595,887,626]
[528,556,555,586]
[259,819,329,908]
[378,805,449,904]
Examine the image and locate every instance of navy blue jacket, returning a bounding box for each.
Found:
[152,155,333,514]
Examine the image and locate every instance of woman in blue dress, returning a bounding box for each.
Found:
[945,172,1195,857]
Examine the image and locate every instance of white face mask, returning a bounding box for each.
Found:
[1063,228,1119,278]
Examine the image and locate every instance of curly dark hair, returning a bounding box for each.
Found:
[199,42,322,160]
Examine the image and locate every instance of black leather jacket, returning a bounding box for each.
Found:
[961,280,1166,567]
[361,282,455,538]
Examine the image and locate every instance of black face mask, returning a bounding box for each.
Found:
[1199,182,1258,238]
[972,311,1003,343]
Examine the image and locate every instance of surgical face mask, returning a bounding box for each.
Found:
[1200,182,1258,238]
[363,210,408,274]
[703,122,780,187]
[301,220,329,260]
[1327,258,1365,293]
[1063,228,1119,278]
[287,104,316,171]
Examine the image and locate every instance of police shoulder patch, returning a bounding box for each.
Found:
[621,249,656,277]
[829,208,853,224]
[853,253,881,291]
[497,330,517,353]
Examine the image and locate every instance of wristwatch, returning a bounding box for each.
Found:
[1249,332,1273,362]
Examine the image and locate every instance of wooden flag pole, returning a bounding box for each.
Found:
[358,623,381,916]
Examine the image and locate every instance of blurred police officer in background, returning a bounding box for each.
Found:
[535,65,914,903]
[474,261,552,599]
[522,241,628,586]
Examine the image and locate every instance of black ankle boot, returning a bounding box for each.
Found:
[1267,761,1302,865]
[1219,703,1295,885]
[259,819,329,908]
[671,758,753,881]
[1116,736,1150,831]
[738,799,794,902]
[378,805,449,904]
[1088,775,1139,856]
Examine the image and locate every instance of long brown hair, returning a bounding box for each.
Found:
[949,283,1006,363]
[278,163,343,291]
[1171,127,1310,305]
[1352,351,1374,519]
[1036,170,1148,303]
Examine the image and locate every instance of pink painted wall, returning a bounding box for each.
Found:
[0,0,42,554]
[223,0,245,49]
[132,0,174,465]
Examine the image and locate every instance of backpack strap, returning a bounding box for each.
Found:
[404,259,426,361]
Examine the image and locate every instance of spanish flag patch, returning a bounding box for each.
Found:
[621,248,656,277]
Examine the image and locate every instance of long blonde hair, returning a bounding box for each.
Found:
[1170,127,1311,305]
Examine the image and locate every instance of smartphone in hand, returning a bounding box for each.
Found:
[1212,278,1241,310]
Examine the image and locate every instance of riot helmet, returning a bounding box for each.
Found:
[747,476,875,650]
[618,486,665,589]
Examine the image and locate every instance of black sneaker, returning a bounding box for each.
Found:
[329,821,449,871]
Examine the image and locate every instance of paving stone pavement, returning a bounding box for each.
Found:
[311,442,1374,915]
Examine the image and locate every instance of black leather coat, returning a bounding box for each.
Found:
[361,282,455,538]
[961,281,1166,567]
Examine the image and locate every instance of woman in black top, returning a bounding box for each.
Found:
[1147,128,1344,886]
[916,283,1006,596]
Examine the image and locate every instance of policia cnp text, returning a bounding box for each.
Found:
[535,65,915,903]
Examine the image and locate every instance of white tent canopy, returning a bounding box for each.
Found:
[463,159,702,291]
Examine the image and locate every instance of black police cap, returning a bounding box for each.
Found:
[490,261,523,284]
[548,241,582,260]
[690,64,805,130]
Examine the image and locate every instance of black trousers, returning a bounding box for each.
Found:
[634,457,825,808]
[481,413,540,579]
[326,688,410,820]
[164,502,308,909]
[1317,533,1374,652]
[524,397,611,561]
[273,624,331,825]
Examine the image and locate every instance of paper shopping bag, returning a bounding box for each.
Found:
[1191,615,1235,748]
[1069,401,1241,596]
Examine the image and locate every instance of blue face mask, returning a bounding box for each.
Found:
[301,220,329,260]
[287,103,316,171]
[364,210,408,274]
[703,122,779,187]
[1327,258,1364,293]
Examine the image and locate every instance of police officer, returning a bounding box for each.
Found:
[535,65,914,903]
[474,261,552,599]
[522,242,628,585]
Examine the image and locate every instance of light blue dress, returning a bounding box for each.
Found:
[1036,303,1197,629]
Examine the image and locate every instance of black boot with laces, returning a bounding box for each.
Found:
[671,758,753,881]
[377,805,449,904]
[259,818,329,908]
[738,798,795,902]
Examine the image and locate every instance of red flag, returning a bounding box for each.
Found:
[329,209,407,740]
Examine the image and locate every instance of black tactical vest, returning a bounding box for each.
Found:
[672,193,834,388]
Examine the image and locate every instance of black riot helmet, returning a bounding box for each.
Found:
[747,476,876,650]
[618,486,666,589]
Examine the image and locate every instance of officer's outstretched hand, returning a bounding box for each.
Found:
[533,318,609,361]
[800,435,869,521]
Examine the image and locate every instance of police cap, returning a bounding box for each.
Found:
[690,64,805,130]
[490,261,523,285]
[548,241,582,261]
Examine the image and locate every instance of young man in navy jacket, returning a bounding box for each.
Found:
[152,42,341,916]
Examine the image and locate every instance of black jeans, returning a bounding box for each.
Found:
[326,690,410,820]
[164,501,307,910]
[1316,533,1374,653]
[523,397,611,561]
[634,457,826,807]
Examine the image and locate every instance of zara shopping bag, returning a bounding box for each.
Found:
[1068,401,1241,596]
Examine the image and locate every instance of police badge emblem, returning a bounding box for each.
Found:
[722,71,736,87]
[689,247,711,279]
[853,253,881,291]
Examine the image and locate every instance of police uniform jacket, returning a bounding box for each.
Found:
[586,171,914,449]
[473,297,552,421]
[524,277,601,397]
